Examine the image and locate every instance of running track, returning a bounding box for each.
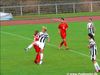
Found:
[0,16,100,26]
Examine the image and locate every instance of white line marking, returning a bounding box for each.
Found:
[1,31,32,41]
[1,31,100,62]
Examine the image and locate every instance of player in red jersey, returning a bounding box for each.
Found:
[33,30,41,64]
[58,18,68,49]
[25,30,41,64]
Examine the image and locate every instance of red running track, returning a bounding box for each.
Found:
[0,16,100,26]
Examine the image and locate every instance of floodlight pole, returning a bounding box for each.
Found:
[38,5,40,15]
[73,3,76,13]
[20,6,23,16]
[55,4,58,14]
[2,8,5,12]
[90,2,93,12]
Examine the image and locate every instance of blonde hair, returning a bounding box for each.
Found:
[42,26,47,31]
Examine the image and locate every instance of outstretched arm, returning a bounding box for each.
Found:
[48,38,50,42]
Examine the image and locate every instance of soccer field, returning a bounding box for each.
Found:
[1,21,100,75]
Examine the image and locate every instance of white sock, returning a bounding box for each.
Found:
[39,53,43,64]
[40,53,43,60]
[39,61,43,64]
[27,43,33,49]
[95,62,100,70]
[94,63,98,71]
[94,62,100,71]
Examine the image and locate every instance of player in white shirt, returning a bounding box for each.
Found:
[88,33,100,72]
[87,18,95,36]
[36,26,50,64]
[25,26,50,64]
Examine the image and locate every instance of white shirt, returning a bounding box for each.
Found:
[87,22,94,29]
[38,32,49,44]
[35,32,49,50]
[89,39,95,46]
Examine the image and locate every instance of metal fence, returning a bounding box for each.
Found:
[0,1,100,16]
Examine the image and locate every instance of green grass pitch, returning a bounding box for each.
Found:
[1,21,100,75]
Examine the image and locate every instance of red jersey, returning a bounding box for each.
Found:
[34,34,39,42]
[58,22,68,34]
[33,34,40,53]
[58,22,68,39]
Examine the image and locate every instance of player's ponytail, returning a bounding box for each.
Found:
[88,33,95,40]
[89,18,92,21]
[34,30,39,36]
[61,17,64,20]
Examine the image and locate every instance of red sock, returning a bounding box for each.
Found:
[34,45,40,53]
[34,53,40,64]
[60,41,64,47]
[64,41,67,47]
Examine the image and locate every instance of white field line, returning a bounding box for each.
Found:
[1,31,100,62]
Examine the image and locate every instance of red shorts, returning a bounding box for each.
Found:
[33,44,40,53]
[60,33,66,39]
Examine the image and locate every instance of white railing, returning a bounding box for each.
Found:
[0,1,100,16]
